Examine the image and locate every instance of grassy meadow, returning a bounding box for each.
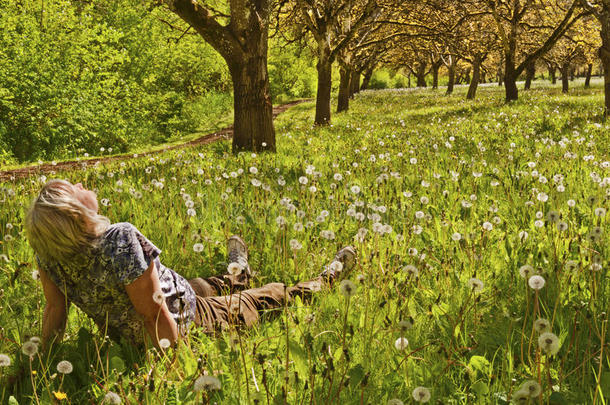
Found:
[0,79,609,404]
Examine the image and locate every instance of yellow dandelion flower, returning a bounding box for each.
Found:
[53,391,67,400]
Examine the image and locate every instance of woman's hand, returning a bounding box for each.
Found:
[125,261,178,349]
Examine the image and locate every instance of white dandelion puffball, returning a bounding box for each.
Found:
[533,318,551,334]
[193,243,204,253]
[0,354,11,367]
[482,222,493,231]
[159,338,171,350]
[538,332,560,355]
[29,336,41,345]
[227,262,244,275]
[351,185,361,194]
[528,275,545,290]
[451,232,462,241]
[339,280,356,298]
[22,341,38,357]
[193,375,222,392]
[103,391,122,404]
[289,239,302,250]
[520,380,542,397]
[298,176,308,185]
[468,278,484,293]
[518,265,535,279]
[57,360,73,374]
[412,386,431,402]
[387,399,404,405]
[31,269,40,281]
[402,265,418,278]
[394,337,409,351]
[152,291,164,305]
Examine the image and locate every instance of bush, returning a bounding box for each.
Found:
[0,0,229,162]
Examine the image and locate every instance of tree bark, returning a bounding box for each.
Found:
[561,62,570,93]
[350,71,360,97]
[337,65,351,113]
[548,65,557,84]
[466,56,482,100]
[315,47,333,125]
[446,64,455,95]
[504,59,519,101]
[431,61,441,89]
[524,62,535,90]
[584,63,593,87]
[229,52,275,152]
[361,67,373,90]
[415,62,427,87]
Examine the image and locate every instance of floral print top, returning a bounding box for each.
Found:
[36,222,197,346]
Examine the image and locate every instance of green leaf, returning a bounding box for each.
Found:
[348,364,365,388]
[471,381,489,396]
[8,396,19,405]
[110,356,125,373]
[469,355,490,375]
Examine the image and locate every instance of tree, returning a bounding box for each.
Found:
[162,0,276,152]
[290,0,379,125]
[579,0,610,116]
[486,0,590,101]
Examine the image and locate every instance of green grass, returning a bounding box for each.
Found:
[0,78,609,404]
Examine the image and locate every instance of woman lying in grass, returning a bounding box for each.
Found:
[25,179,357,349]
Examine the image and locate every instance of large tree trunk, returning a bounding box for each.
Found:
[416,62,427,87]
[361,67,373,90]
[229,52,275,152]
[561,62,570,93]
[504,57,519,101]
[337,65,351,113]
[584,63,593,88]
[315,46,333,125]
[466,56,482,100]
[169,0,275,153]
[350,71,360,97]
[524,62,535,90]
[431,61,441,89]
[446,64,455,95]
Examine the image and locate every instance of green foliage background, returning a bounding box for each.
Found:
[0,0,319,164]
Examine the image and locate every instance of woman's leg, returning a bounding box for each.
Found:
[191,246,356,331]
[188,235,251,297]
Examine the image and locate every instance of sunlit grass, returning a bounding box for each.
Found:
[0,79,608,404]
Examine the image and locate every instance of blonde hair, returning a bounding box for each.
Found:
[25,179,110,266]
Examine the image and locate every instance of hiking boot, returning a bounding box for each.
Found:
[227,235,251,276]
[320,246,357,283]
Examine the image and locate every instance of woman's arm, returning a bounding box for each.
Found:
[39,268,69,350]
[125,260,178,349]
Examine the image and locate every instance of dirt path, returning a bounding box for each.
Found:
[0,99,310,182]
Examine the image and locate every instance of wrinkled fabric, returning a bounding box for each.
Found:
[37,222,196,346]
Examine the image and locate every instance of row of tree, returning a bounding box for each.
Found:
[159,0,609,153]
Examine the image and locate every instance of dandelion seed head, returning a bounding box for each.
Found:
[22,341,38,357]
[528,275,545,290]
[412,386,431,402]
[193,375,222,392]
[339,280,356,298]
[0,354,11,367]
[394,337,408,351]
[57,360,73,374]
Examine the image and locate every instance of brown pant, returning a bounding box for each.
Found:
[188,271,323,331]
